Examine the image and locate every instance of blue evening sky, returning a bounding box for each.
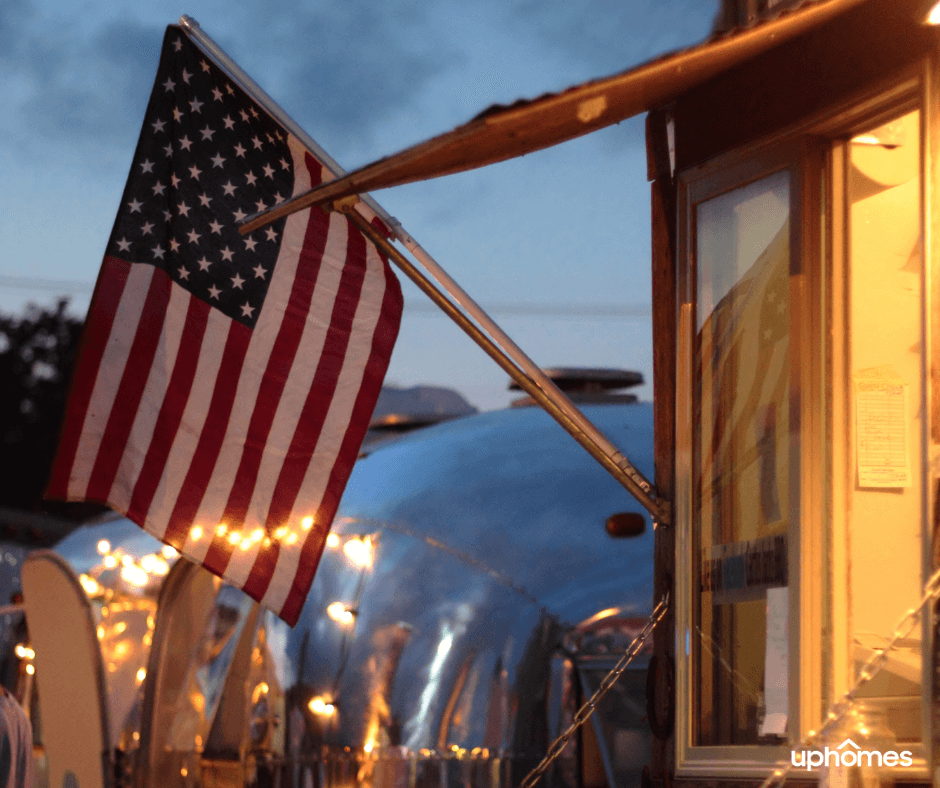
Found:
[1,0,717,411]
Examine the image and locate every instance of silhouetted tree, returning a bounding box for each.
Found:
[0,301,101,517]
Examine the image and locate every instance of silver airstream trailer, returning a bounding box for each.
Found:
[19,373,656,788]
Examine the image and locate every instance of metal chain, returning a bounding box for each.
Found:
[757,565,940,788]
[519,596,669,788]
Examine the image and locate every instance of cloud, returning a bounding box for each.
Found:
[507,0,718,78]
[0,7,164,168]
[199,0,457,160]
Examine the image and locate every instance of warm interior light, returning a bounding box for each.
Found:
[927,1,940,24]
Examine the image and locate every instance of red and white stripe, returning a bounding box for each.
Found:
[48,137,402,625]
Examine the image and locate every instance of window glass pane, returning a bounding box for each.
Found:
[693,170,791,746]
[845,109,922,744]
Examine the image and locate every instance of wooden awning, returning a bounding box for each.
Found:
[242,0,876,232]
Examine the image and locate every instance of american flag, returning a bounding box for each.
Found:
[47,26,403,626]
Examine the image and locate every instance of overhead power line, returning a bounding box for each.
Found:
[0,274,650,319]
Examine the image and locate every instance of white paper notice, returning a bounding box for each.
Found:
[759,586,788,737]
[853,365,911,488]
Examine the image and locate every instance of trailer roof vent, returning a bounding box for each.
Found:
[366,385,477,440]
[508,367,643,407]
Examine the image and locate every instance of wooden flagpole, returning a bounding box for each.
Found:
[179,16,669,524]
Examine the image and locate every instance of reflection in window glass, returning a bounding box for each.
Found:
[693,170,791,746]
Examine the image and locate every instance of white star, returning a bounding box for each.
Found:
[187,228,200,244]
[178,265,190,280]
[279,157,290,170]
[255,199,267,212]
[163,144,173,157]
[152,181,166,196]
[249,106,258,118]
[244,237,258,251]
[177,201,190,217]
[127,198,143,213]
[245,171,258,186]
[141,221,154,235]
[221,181,236,196]
[200,59,211,73]
[211,154,225,169]
[200,125,215,141]
[163,76,176,92]
[252,264,267,279]
[173,39,182,52]
[153,244,165,260]
[233,143,246,158]
[208,285,221,300]
[199,193,212,207]
[182,68,191,84]
[231,273,245,289]
[265,227,277,242]
[163,210,172,222]
[233,208,247,222]
[251,136,263,150]
[189,164,202,180]
[240,302,255,318]
[171,174,181,188]
[173,107,182,122]
[225,83,234,95]
[239,109,250,122]
[116,238,131,252]
[266,133,275,144]
[262,163,275,179]
[179,136,193,151]
[140,160,154,174]
[152,118,166,133]
[222,115,235,130]
[197,257,212,271]
[212,87,223,101]
[189,97,203,114]
[170,238,181,252]
[220,247,234,262]
[209,220,223,234]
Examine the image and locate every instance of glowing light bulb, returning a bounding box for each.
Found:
[161,544,179,559]
[97,540,111,555]
[103,555,118,569]
[136,668,147,683]
[301,516,313,531]
[327,602,355,625]
[326,533,340,548]
[343,536,374,568]
[190,526,204,541]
